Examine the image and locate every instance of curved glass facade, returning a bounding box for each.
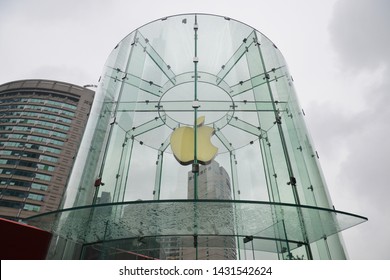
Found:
[25,14,366,260]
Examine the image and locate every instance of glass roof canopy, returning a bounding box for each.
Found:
[102,21,288,153]
[25,200,366,254]
[25,14,367,260]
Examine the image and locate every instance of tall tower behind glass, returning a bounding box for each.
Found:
[182,161,236,259]
[0,79,94,221]
[24,14,367,260]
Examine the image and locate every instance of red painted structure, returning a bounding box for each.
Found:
[0,218,52,259]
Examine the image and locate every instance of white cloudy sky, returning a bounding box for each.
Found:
[0,0,389,260]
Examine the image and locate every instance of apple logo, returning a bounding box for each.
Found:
[170,116,218,165]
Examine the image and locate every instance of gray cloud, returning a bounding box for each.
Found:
[329,0,390,71]
[325,0,390,259]
[0,0,120,86]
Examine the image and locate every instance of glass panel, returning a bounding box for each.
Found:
[24,200,367,255]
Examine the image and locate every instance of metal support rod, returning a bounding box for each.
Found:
[281,219,292,259]
[193,15,199,261]
[323,235,332,259]
[153,151,164,200]
[193,15,199,201]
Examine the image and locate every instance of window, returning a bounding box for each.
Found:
[18,160,37,168]
[23,203,41,212]
[43,146,62,154]
[0,179,32,188]
[35,173,52,181]
[36,163,55,171]
[22,112,72,124]
[3,160,55,171]
[40,155,58,163]
[0,189,28,198]
[31,183,48,191]
[0,169,52,181]
[26,135,64,146]
[1,169,12,175]
[27,193,45,201]
[0,200,23,209]
[0,131,64,146]
[0,102,75,117]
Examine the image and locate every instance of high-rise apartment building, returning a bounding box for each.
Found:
[0,79,94,221]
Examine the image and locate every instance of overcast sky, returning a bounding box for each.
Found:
[0,0,389,260]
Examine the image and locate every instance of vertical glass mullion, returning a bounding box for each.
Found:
[111,133,128,203]
[229,151,240,200]
[253,32,313,260]
[193,15,199,200]
[192,14,199,260]
[153,151,164,200]
[119,134,134,203]
[261,134,281,203]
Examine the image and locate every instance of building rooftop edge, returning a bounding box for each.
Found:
[0,79,95,97]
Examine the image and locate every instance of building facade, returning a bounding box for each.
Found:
[0,79,94,220]
[23,14,367,260]
[187,160,232,200]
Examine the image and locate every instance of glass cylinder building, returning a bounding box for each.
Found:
[25,14,367,260]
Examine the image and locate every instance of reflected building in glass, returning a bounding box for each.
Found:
[0,79,94,221]
[24,14,366,260]
[183,161,236,260]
